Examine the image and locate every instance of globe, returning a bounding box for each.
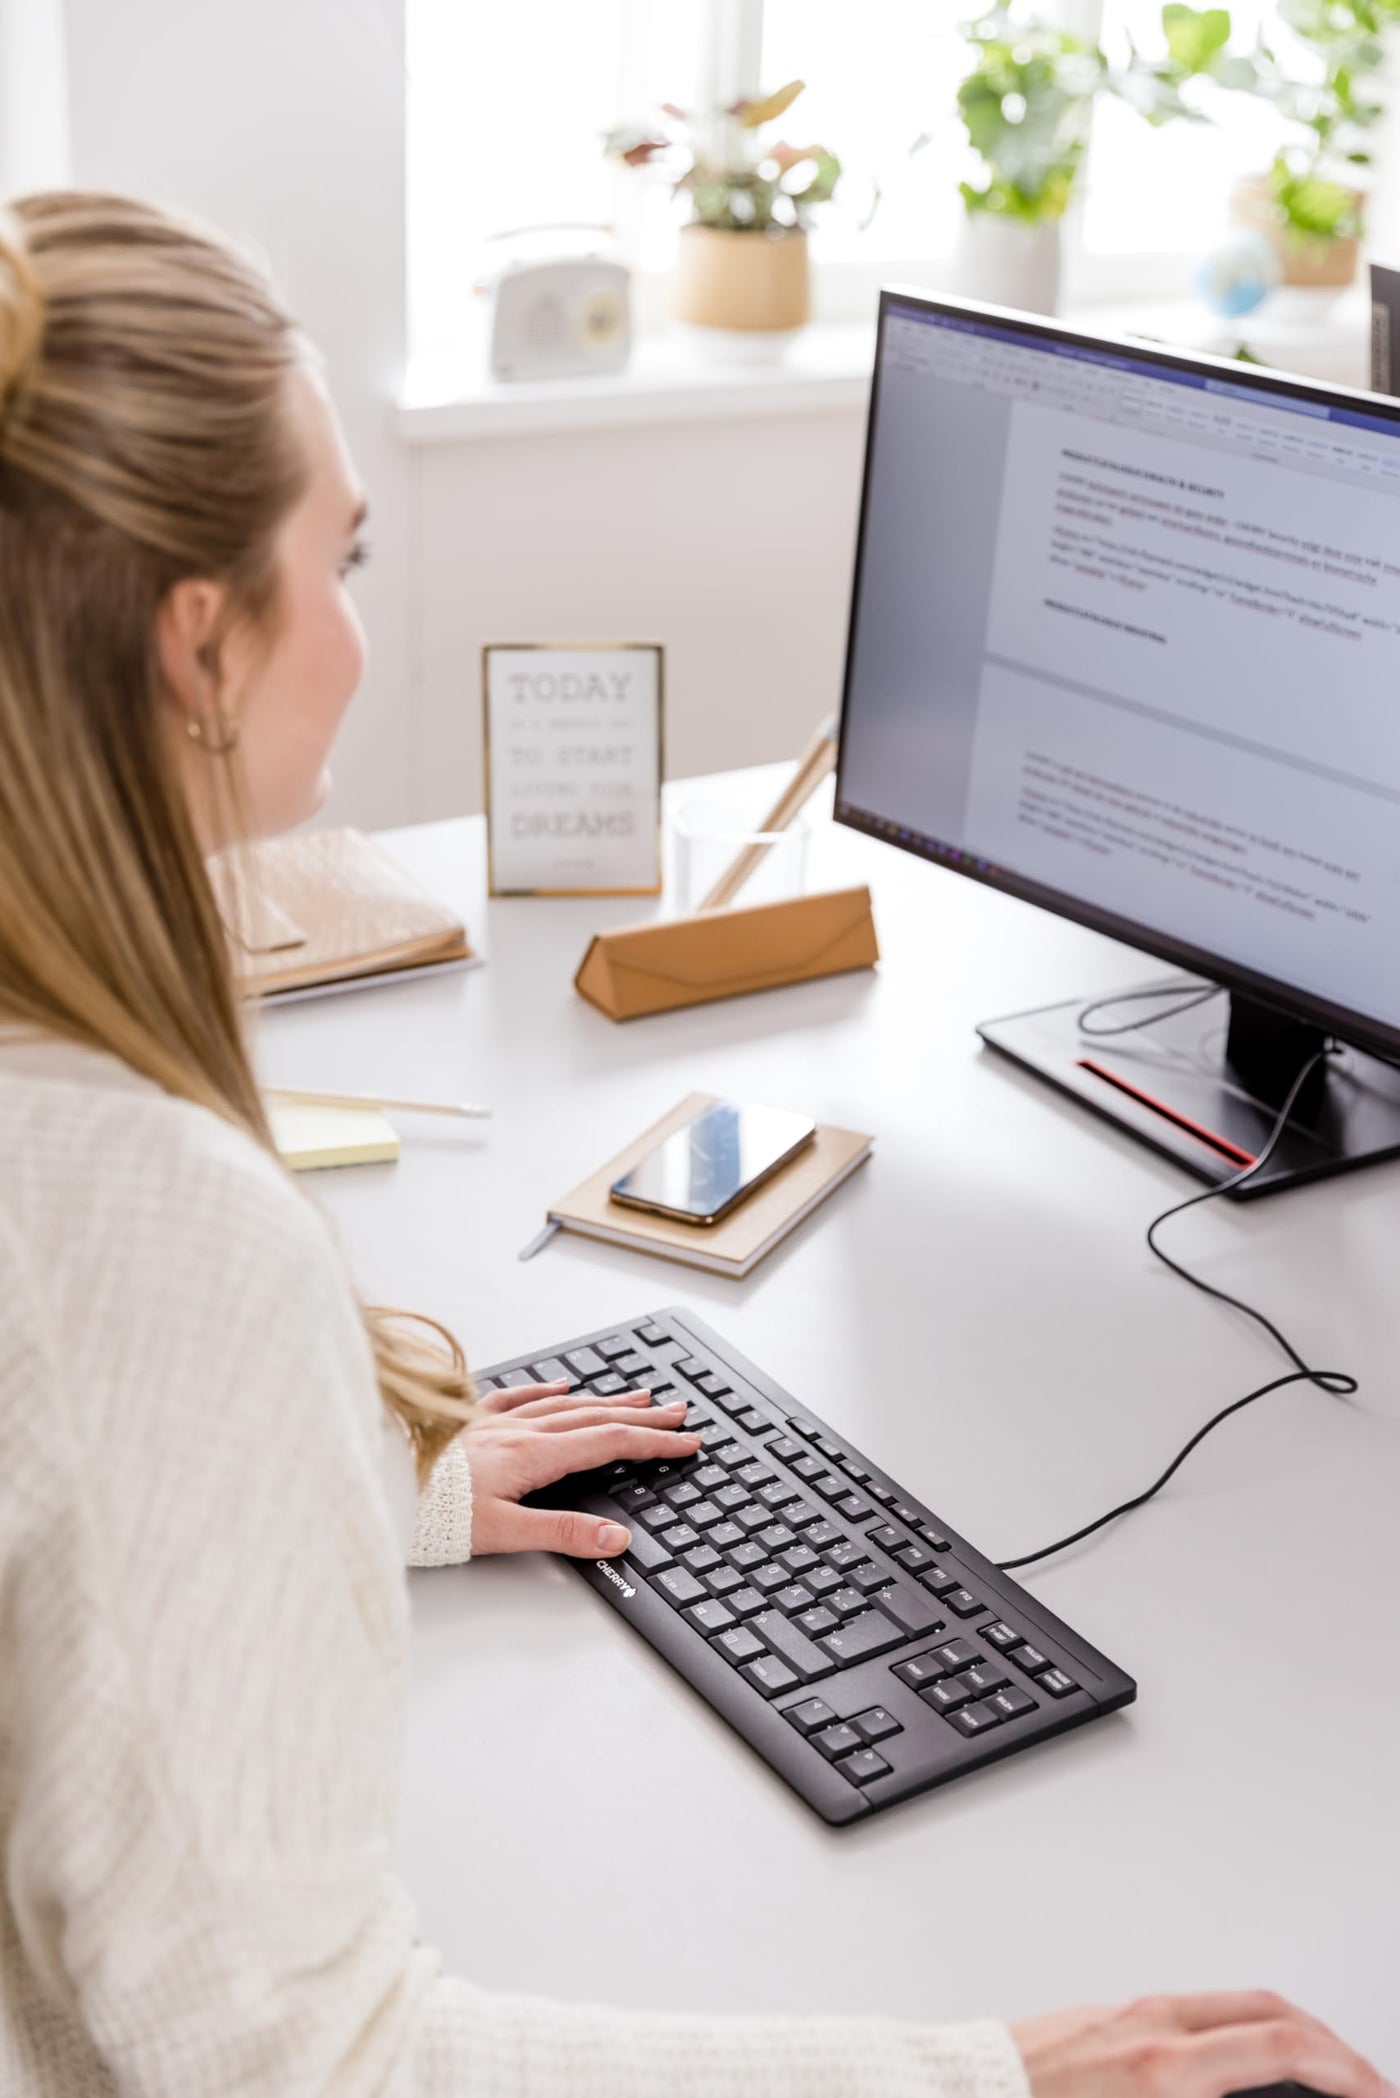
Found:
[1195,231,1281,320]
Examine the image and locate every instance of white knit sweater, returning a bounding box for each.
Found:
[0,1032,1032,2098]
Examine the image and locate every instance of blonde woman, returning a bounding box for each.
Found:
[0,191,1388,2098]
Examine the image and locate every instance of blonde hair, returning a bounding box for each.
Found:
[0,191,473,1479]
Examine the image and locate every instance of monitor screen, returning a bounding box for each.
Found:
[834,291,1400,1058]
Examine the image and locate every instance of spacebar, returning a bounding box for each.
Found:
[753,1610,834,1683]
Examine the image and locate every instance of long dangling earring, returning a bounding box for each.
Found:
[185,710,240,756]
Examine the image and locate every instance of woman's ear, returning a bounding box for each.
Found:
[154,577,228,720]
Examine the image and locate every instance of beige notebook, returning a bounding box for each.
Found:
[267,1100,400,1172]
[548,1092,873,1279]
[208,827,477,1001]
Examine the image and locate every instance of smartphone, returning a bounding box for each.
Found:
[609,1101,817,1227]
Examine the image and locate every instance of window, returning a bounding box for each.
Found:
[406,0,1317,366]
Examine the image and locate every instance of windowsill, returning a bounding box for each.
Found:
[398,286,1371,445]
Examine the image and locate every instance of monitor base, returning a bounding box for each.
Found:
[977,980,1400,1198]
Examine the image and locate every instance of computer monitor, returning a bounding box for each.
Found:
[834,288,1400,1196]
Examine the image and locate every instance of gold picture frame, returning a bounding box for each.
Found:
[483,641,665,897]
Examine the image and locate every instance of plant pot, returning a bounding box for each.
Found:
[669,225,811,349]
[952,213,1062,317]
[1229,174,1360,290]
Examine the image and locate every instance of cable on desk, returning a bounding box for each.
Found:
[998,1046,1358,1574]
[1076,979,1223,1038]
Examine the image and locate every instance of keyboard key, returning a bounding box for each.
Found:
[716,1625,765,1665]
[640,1503,680,1533]
[769,1436,803,1464]
[841,1461,872,1484]
[684,1598,736,1635]
[988,1685,1037,1721]
[843,1748,892,1786]
[917,1523,953,1552]
[892,1653,948,1691]
[693,1464,729,1493]
[728,1541,767,1573]
[754,1609,836,1683]
[948,1699,1003,1737]
[891,1542,936,1574]
[832,1494,872,1523]
[1040,1668,1078,1698]
[753,1564,790,1595]
[868,1483,897,1506]
[813,1434,848,1462]
[773,1582,816,1616]
[919,1563,961,1596]
[734,1406,769,1434]
[850,1562,893,1595]
[664,1525,701,1555]
[695,1371,732,1399]
[811,1472,846,1499]
[922,1676,976,1715]
[892,1503,924,1528]
[825,1540,870,1575]
[738,1463,775,1490]
[757,1524,797,1555]
[933,1640,982,1673]
[806,1521,845,1552]
[622,1525,673,1571]
[612,1480,656,1515]
[785,1697,838,1737]
[783,1499,822,1530]
[687,1502,726,1532]
[983,1620,1021,1652]
[674,1356,707,1381]
[713,1443,750,1471]
[705,1565,744,1597]
[804,1564,843,1598]
[680,1546,722,1575]
[741,1655,799,1699]
[778,1544,821,1578]
[709,1522,746,1552]
[635,1321,666,1347]
[813,1722,862,1761]
[829,1586,867,1619]
[759,1480,800,1511]
[1010,1644,1051,1675]
[961,1662,1010,1697]
[852,1706,901,1743]
[592,1374,630,1397]
[652,1567,707,1608]
[944,1590,984,1619]
[735,1506,771,1535]
[664,1481,702,1510]
[870,1579,944,1637]
[595,1335,633,1360]
[791,1454,824,1481]
[531,1357,577,1386]
[868,1524,903,1552]
[714,1483,750,1512]
[796,1606,840,1638]
[566,1346,608,1377]
[728,1585,765,1619]
[819,1610,904,1666]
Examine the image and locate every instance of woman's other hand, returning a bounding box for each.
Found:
[462,1379,699,1558]
[1013,1992,1395,2098]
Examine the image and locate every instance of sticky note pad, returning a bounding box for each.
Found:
[268,1100,400,1172]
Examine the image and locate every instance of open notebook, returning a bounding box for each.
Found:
[209,827,477,1002]
[545,1092,873,1279]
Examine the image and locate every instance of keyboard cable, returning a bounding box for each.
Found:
[997,1042,1358,1574]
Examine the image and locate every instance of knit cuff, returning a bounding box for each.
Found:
[406,1439,474,1567]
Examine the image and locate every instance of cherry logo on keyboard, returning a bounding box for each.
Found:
[597,1561,636,1598]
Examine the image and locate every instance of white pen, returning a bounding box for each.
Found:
[265,1086,492,1120]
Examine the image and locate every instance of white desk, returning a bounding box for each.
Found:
[256,770,1400,2068]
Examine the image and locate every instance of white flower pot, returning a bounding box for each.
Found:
[953,215,1062,317]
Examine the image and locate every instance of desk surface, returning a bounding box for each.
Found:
[256,771,1399,2066]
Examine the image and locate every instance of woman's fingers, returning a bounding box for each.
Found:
[525,1397,677,1434]
[537,1420,703,1484]
[1175,2017,1392,2098]
[474,1378,571,1413]
[487,1502,635,1559]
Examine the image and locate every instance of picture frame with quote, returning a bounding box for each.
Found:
[483,642,664,897]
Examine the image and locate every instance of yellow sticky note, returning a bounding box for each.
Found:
[268,1100,400,1171]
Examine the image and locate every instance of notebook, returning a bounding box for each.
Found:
[268,1099,400,1171]
[208,827,478,1002]
[545,1092,873,1278]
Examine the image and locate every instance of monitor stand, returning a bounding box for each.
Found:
[977,979,1400,1197]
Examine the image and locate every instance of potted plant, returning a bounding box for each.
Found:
[1232,0,1399,288]
[606,81,841,354]
[940,4,1256,315]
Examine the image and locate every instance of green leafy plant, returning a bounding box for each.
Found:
[1258,0,1400,244]
[606,80,842,234]
[943,4,1257,227]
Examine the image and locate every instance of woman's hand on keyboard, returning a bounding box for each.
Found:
[1012,1991,1395,2098]
[462,1379,701,1558]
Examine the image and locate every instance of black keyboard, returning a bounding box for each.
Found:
[491,1306,1136,1825]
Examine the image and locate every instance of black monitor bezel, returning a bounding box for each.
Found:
[833,285,1400,1068]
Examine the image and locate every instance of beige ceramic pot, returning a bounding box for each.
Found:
[1230,174,1361,290]
[669,225,811,335]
